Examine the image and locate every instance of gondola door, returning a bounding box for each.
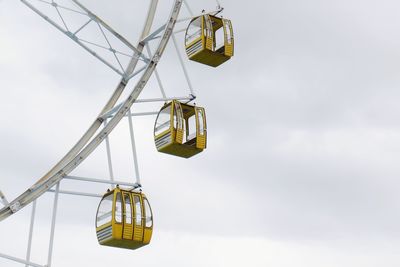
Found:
[204,15,214,51]
[133,194,144,242]
[122,193,133,240]
[223,19,234,57]
[143,197,153,244]
[195,107,207,149]
[174,101,185,144]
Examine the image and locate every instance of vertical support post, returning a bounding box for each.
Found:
[47,182,60,267]
[25,200,37,267]
[145,44,167,98]
[104,119,115,189]
[172,34,196,97]
[127,109,141,185]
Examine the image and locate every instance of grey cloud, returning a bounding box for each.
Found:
[1,0,400,266]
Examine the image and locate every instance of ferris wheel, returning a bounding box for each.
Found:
[0,0,234,266]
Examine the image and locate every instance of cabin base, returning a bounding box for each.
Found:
[158,142,203,158]
[99,238,149,250]
[189,49,231,67]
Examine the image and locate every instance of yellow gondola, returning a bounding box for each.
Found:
[185,14,234,67]
[96,187,153,250]
[154,100,207,158]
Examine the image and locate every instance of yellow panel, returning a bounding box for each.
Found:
[97,189,153,251]
[186,15,234,67]
[223,19,234,57]
[204,16,214,50]
[112,190,123,240]
[143,228,153,244]
[176,129,184,144]
[158,141,203,158]
[189,49,231,67]
[210,15,224,30]
[112,222,123,240]
[174,100,184,144]
[133,194,144,242]
[195,107,207,149]
[155,101,206,158]
[100,238,149,250]
[122,193,133,240]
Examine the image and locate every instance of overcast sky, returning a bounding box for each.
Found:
[1,0,400,266]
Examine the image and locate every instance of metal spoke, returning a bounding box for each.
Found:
[25,201,37,267]
[48,189,102,198]
[73,18,92,35]
[65,175,139,188]
[126,65,147,80]
[54,4,69,31]
[172,34,195,97]
[146,44,167,98]
[104,119,115,189]
[47,182,60,267]
[35,0,86,15]
[36,0,52,5]
[0,252,44,267]
[71,0,147,60]
[143,9,222,43]
[20,0,150,78]
[54,3,86,15]
[0,0,215,265]
[128,109,141,185]
[96,22,126,74]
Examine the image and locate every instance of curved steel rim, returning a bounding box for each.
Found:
[0,0,183,221]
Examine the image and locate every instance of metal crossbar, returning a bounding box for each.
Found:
[0,252,44,267]
[21,0,150,79]
[100,96,194,120]
[0,0,213,266]
[65,175,139,188]
[142,9,222,43]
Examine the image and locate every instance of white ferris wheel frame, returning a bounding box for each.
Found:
[0,0,224,266]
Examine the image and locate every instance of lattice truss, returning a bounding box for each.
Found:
[20,0,154,79]
[19,0,213,83]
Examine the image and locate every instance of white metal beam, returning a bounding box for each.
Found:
[25,201,37,267]
[65,175,139,188]
[20,0,126,77]
[127,109,141,185]
[0,252,43,267]
[104,119,115,189]
[47,183,60,267]
[100,96,193,119]
[20,0,151,78]
[47,189,102,198]
[71,0,145,58]
[0,0,181,222]
[172,34,196,96]
[126,111,158,117]
[135,96,194,103]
